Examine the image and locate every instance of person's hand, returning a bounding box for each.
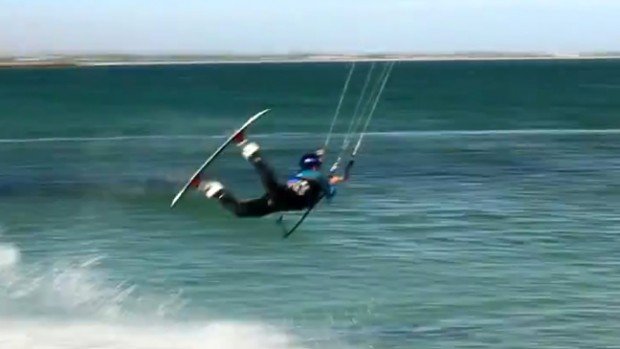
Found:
[329,175,344,185]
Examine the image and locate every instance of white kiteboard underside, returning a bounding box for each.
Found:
[170,109,270,208]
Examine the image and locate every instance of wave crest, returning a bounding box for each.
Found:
[0,320,307,349]
[0,255,186,320]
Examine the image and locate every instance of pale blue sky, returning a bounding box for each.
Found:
[1,0,619,55]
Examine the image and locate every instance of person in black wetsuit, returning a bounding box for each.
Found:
[191,132,344,217]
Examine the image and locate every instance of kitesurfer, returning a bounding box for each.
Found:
[190,132,344,217]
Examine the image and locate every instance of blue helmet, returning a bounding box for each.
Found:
[299,153,322,169]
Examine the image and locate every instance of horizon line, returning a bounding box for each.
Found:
[3,50,620,59]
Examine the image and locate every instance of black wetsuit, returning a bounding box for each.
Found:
[217,157,332,217]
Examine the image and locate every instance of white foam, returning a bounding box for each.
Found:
[0,243,20,268]
[363,128,620,137]
[2,128,620,144]
[0,250,341,349]
[0,132,313,144]
[0,134,215,143]
[0,254,188,321]
[0,320,307,349]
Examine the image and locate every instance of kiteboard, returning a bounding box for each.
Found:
[170,109,270,208]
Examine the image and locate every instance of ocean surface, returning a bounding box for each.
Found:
[1,59,620,349]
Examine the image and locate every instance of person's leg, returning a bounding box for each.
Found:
[195,178,279,217]
[239,140,283,196]
[218,192,278,217]
[251,157,282,194]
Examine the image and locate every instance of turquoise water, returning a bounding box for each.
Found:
[1,60,620,348]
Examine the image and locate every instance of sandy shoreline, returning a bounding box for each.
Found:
[0,61,77,68]
[1,54,619,68]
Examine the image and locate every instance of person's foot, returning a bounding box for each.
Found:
[234,130,260,161]
[199,181,224,198]
[241,142,260,161]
